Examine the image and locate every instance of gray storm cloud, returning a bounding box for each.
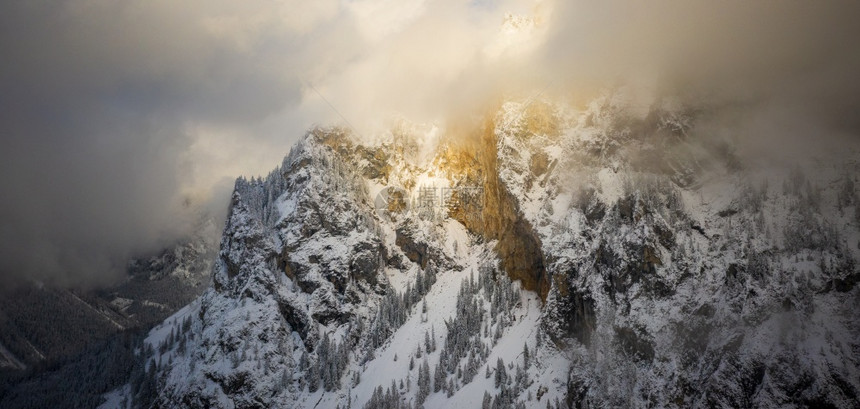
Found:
[1,0,859,286]
[0,0,313,286]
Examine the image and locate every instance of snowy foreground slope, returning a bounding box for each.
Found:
[103,94,860,408]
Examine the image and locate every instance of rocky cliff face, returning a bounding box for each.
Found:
[105,93,860,409]
[431,117,550,300]
[492,96,860,408]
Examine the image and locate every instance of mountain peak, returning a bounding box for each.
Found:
[98,95,860,409]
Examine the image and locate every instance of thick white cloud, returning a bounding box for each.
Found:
[1,0,858,286]
[0,0,547,285]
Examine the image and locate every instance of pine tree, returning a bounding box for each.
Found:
[434,364,444,392]
[417,359,431,404]
[416,270,425,298]
[279,368,290,392]
[495,358,506,388]
[424,330,431,353]
[231,349,240,369]
[522,343,530,369]
[515,364,526,392]
[308,357,320,392]
[536,328,543,348]
[299,350,309,372]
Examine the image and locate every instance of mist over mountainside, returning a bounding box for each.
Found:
[3,1,859,290]
[0,216,219,407]
[76,93,860,409]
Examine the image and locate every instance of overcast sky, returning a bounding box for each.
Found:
[1,0,859,287]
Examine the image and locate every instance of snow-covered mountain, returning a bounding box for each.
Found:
[104,93,860,409]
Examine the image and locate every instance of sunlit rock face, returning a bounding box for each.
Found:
[109,93,860,409]
[433,116,551,300]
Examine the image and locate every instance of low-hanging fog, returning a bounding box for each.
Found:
[1,0,858,287]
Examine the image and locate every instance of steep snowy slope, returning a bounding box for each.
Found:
[104,93,860,409]
[103,128,572,409]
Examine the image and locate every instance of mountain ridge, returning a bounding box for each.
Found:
[97,93,860,409]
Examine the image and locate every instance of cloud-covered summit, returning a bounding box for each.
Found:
[1,0,858,286]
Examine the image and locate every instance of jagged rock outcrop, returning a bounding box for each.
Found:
[478,118,550,300]
[431,118,550,299]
